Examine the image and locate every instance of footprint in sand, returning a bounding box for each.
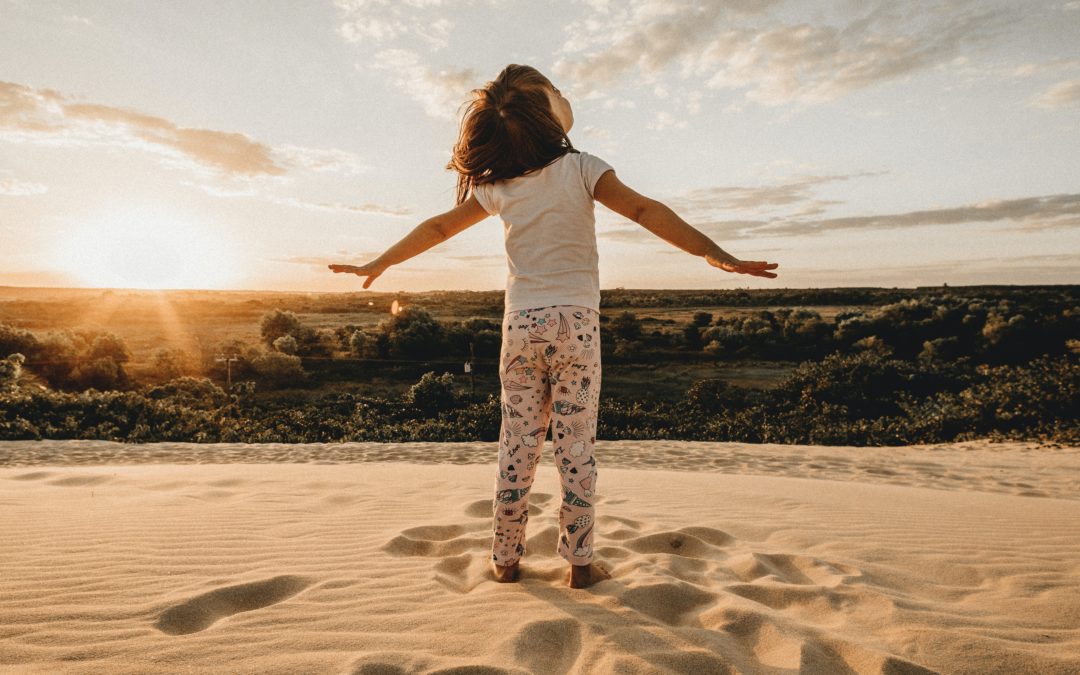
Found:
[621,526,734,560]
[154,575,314,635]
[382,524,489,558]
[387,493,568,591]
[463,492,555,518]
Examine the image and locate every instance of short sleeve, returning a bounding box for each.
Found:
[579,151,615,198]
[471,182,499,216]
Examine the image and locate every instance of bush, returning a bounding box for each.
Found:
[24,329,133,391]
[273,335,299,355]
[148,347,195,382]
[0,324,39,358]
[259,309,328,356]
[404,371,458,415]
[609,311,642,342]
[250,352,306,388]
[143,376,228,408]
[1,353,25,391]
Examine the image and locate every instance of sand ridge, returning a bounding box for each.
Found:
[1,438,1076,500]
[2,451,1079,674]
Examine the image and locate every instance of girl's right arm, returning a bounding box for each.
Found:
[329,195,490,289]
[593,170,778,279]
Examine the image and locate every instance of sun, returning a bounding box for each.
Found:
[54,205,241,290]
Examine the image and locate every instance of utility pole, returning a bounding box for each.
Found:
[215,354,238,389]
[465,341,475,401]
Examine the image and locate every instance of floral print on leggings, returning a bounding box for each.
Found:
[492,304,602,567]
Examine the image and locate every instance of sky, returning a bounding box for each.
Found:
[1,0,1078,293]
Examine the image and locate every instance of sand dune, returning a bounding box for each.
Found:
[1,438,1076,500]
[1,441,1078,674]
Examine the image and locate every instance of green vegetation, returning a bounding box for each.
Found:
[0,285,1076,445]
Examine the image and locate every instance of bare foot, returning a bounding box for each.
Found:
[568,562,611,588]
[493,561,520,583]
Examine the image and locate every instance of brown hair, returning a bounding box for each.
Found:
[446,64,577,206]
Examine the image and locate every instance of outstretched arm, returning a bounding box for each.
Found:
[593,170,778,279]
[329,195,490,289]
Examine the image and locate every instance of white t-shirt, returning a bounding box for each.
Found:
[470,150,614,314]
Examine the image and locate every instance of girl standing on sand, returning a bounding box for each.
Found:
[330,64,778,589]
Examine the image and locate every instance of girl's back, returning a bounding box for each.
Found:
[329,62,776,589]
[472,150,614,314]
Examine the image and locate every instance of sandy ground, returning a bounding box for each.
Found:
[1,439,1078,674]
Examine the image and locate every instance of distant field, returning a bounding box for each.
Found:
[0,286,865,356]
[0,286,820,399]
[16,284,1060,400]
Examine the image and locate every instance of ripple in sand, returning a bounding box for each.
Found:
[8,471,54,481]
[154,574,314,635]
[621,528,733,560]
[47,474,113,487]
[619,580,718,625]
[727,552,858,586]
[506,618,581,675]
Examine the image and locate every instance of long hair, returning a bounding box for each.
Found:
[446,64,577,206]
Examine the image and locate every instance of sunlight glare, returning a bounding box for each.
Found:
[54,205,240,290]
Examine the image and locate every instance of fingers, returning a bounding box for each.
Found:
[329,263,378,288]
[725,260,779,278]
[329,264,370,276]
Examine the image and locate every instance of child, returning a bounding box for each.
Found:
[330,64,778,589]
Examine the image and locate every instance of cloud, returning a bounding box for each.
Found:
[0,80,378,186]
[1032,79,1080,108]
[272,253,384,267]
[665,174,862,217]
[597,172,1080,242]
[555,1,1003,106]
[759,193,1080,237]
[444,253,502,265]
[185,181,412,217]
[334,1,487,118]
[334,0,454,50]
[369,49,478,119]
[0,174,47,196]
[275,144,370,176]
[600,219,767,244]
[62,14,93,26]
[646,111,686,131]
[785,253,1080,286]
[0,81,286,176]
[273,196,412,217]
[597,172,877,241]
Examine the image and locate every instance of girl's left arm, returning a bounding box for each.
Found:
[329,195,490,289]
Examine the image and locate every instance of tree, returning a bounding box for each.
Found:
[259,309,327,356]
[610,311,642,342]
[260,309,305,347]
[380,306,444,359]
[682,324,703,351]
[692,311,713,327]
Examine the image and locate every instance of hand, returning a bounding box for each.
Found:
[328,261,387,289]
[705,249,779,278]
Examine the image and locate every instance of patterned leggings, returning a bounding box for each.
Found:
[492,304,602,567]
